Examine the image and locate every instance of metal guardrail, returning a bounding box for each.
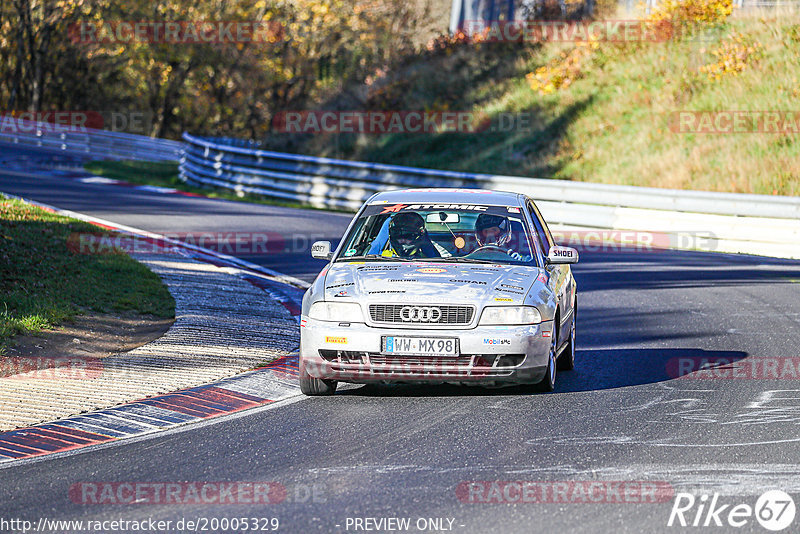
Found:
[180,133,800,259]
[0,117,183,162]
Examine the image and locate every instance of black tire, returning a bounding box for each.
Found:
[557,312,576,371]
[299,361,337,396]
[535,327,558,392]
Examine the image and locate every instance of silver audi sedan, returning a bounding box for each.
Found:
[299,189,578,395]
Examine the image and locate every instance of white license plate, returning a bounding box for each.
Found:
[383,336,459,356]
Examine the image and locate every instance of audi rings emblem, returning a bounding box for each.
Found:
[400,306,442,322]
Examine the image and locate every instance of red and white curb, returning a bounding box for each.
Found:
[76,175,207,199]
[0,355,299,462]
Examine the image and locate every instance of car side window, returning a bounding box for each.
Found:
[535,202,556,251]
[526,200,552,257]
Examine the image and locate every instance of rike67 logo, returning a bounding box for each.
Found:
[668,490,796,531]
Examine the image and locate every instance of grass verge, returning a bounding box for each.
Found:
[0,195,175,350]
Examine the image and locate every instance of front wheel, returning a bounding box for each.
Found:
[535,330,557,392]
[557,313,576,371]
[299,360,338,396]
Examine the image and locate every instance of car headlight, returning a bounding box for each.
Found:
[479,306,542,325]
[308,301,365,322]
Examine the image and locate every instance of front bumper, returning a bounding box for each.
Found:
[300,317,553,385]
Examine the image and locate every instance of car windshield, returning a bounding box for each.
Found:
[336,202,538,265]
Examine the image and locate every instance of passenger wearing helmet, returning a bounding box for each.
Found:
[474,213,531,261]
[384,212,441,259]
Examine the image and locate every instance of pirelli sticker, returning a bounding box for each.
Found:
[325,336,347,344]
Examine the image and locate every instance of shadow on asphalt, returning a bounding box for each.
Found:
[573,249,800,292]
[334,347,748,397]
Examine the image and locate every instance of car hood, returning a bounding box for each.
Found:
[323,261,543,305]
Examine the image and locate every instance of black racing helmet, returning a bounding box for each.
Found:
[474,213,512,247]
[388,212,427,256]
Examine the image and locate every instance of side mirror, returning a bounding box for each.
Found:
[311,241,332,260]
[546,245,579,265]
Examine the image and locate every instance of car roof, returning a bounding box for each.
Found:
[368,188,523,206]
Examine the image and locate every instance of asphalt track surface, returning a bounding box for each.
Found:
[2,147,800,533]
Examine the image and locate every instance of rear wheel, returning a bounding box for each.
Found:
[299,360,337,396]
[535,328,558,392]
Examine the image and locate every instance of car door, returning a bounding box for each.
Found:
[526,198,574,348]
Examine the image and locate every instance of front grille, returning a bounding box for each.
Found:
[369,304,474,325]
[318,352,525,379]
[369,355,471,367]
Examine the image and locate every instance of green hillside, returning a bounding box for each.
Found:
[266,2,799,195]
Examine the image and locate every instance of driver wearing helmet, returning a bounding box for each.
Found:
[384,212,442,259]
[474,213,531,261]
